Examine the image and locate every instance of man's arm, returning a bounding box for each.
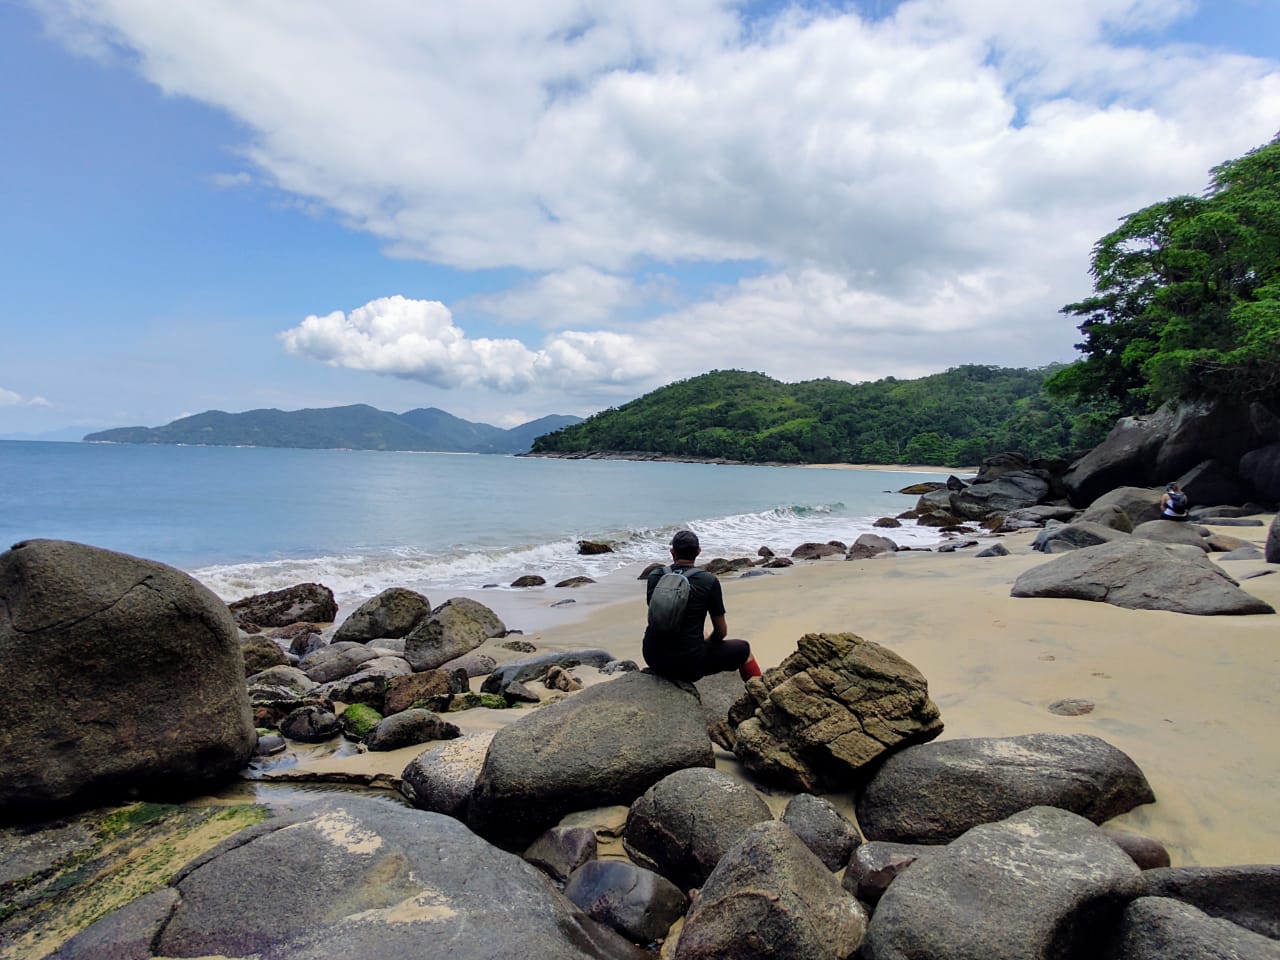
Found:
[706,613,728,644]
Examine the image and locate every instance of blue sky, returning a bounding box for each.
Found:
[2,0,1277,439]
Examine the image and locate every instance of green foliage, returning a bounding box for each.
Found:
[532,366,1108,466]
[1050,136,1280,413]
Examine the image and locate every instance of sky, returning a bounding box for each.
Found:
[1,0,1278,439]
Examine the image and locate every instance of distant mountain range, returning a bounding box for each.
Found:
[83,404,583,454]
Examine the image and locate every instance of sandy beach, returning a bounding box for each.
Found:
[271,518,1280,870]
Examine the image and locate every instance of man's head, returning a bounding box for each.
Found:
[670,530,700,561]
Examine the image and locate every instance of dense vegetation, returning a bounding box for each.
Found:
[531,366,1112,466]
[1049,136,1280,415]
[84,405,581,454]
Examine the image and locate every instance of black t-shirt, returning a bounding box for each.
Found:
[643,563,725,678]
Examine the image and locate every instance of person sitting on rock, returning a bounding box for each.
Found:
[1161,482,1189,521]
[643,530,763,683]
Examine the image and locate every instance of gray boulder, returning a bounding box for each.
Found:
[842,840,936,903]
[239,634,289,675]
[780,793,861,871]
[861,806,1140,960]
[315,656,414,710]
[438,649,499,677]
[565,860,687,945]
[0,539,255,820]
[480,648,617,695]
[728,632,943,792]
[949,471,1050,520]
[523,826,598,884]
[1241,441,1280,502]
[673,820,868,960]
[1031,519,1131,552]
[1012,539,1275,615]
[1135,865,1280,940]
[1131,519,1212,551]
[1078,502,1135,532]
[1114,897,1280,960]
[1269,514,1280,564]
[847,533,899,560]
[331,586,432,644]
[399,731,494,818]
[404,597,506,671]
[227,581,336,628]
[1155,399,1280,481]
[246,664,317,700]
[363,708,460,751]
[299,641,381,683]
[1063,408,1175,506]
[1175,458,1246,508]
[468,671,714,850]
[279,705,340,742]
[111,796,645,960]
[623,767,774,890]
[857,733,1155,844]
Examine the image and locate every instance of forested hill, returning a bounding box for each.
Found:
[84,405,582,454]
[530,366,1113,466]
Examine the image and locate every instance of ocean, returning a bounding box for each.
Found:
[0,440,948,611]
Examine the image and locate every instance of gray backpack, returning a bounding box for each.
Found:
[648,565,693,633]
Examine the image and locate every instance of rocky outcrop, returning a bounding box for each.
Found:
[65,796,646,960]
[228,581,337,628]
[861,806,1141,960]
[1063,408,1176,506]
[672,821,868,960]
[728,632,943,792]
[1240,441,1280,502]
[404,597,506,671]
[468,671,714,850]
[1175,459,1246,508]
[1012,539,1275,615]
[331,587,432,643]
[623,767,774,890]
[0,539,256,820]
[857,733,1155,844]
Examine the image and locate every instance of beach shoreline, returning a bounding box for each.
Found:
[294,516,1280,870]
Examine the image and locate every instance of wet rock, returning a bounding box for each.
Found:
[780,793,861,871]
[577,540,615,555]
[511,574,546,587]
[399,731,495,818]
[566,859,687,945]
[841,840,935,904]
[524,825,598,884]
[364,709,460,751]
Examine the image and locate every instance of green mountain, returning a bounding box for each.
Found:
[530,366,1112,467]
[84,404,582,454]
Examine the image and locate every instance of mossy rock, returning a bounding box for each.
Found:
[340,703,384,739]
[0,801,268,957]
[446,692,510,712]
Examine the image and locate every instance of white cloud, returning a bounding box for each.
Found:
[0,387,51,407]
[280,295,657,392]
[34,0,1280,406]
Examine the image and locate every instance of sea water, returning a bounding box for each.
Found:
[0,440,948,607]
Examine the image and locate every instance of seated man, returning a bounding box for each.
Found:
[642,530,762,683]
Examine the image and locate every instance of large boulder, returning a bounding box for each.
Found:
[467,671,714,850]
[1175,459,1246,508]
[846,533,899,560]
[399,731,495,818]
[331,587,432,644]
[404,597,506,671]
[949,471,1050,520]
[861,806,1141,960]
[1031,519,1132,552]
[1012,539,1275,615]
[1112,897,1280,960]
[0,540,256,820]
[728,632,943,792]
[227,582,336,628]
[1135,865,1280,940]
[857,733,1155,844]
[623,767,774,890]
[1155,399,1280,481]
[68,796,646,960]
[1083,485,1164,527]
[1063,408,1176,506]
[673,821,868,960]
[1240,441,1280,502]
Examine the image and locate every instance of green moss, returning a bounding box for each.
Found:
[340,703,383,738]
[99,802,177,838]
[446,692,508,711]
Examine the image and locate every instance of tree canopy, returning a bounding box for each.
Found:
[1048,136,1280,414]
[532,366,1110,466]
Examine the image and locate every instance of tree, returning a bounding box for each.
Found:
[1049,136,1280,414]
